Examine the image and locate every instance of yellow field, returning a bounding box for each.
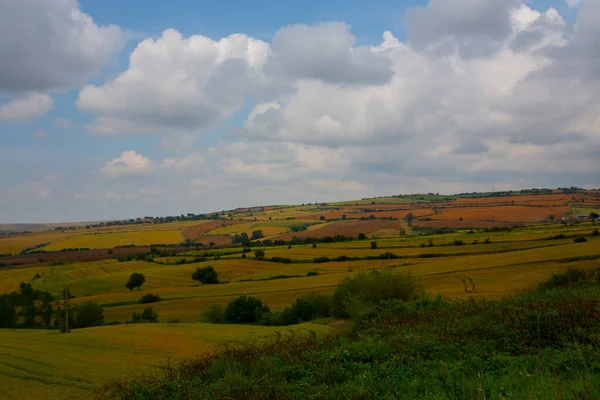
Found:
[0,231,71,255]
[205,219,322,238]
[43,230,185,251]
[0,322,330,400]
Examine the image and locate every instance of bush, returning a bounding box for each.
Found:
[306,271,319,277]
[548,233,566,240]
[453,239,464,246]
[131,307,158,323]
[73,302,104,328]
[254,249,265,260]
[539,267,586,290]
[358,233,367,240]
[125,273,146,291]
[192,266,219,284]
[370,241,377,249]
[573,236,588,243]
[593,229,599,236]
[313,256,331,263]
[484,237,491,244]
[331,270,419,319]
[279,294,331,325]
[224,295,270,324]
[312,243,317,248]
[270,257,292,263]
[202,305,225,323]
[139,293,162,304]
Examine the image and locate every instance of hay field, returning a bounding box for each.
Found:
[43,230,185,251]
[0,322,330,400]
[0,231,71,255]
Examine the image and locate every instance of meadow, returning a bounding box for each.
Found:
[1,189,599,398]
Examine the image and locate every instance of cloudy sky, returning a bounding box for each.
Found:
[1,0,599,223]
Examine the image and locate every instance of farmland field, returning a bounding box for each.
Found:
[1,190,600,399]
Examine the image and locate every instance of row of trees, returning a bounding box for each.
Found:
[0,282,104,330]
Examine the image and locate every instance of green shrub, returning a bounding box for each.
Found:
[279,294,331,325]
[573,236,588,243]
[453,239,464,246]
[358,233,366,240]
[484,237,491,244]
[313,256,331,263]
[131,307,158,323]
[224,295,270,324]
[192,266,219,284]
[202,305,225,323]
[254,249,265,260]
[539,267,586,290]
[73,302,104,328]
[331,270,418,319]
[306,271,319,277]
[139,293,162,304]
[370,241,377,249]
[270,256,292,263]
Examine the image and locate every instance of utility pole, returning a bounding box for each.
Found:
[61,283,73,333]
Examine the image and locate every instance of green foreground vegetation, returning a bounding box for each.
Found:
[99,265,600,399]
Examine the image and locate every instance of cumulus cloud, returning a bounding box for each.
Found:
[99,150,205,179]
[268,22,393,85]
[0,94,53,123]
[99,151,154,178]
[77,29,280,135]
[0,0,122,94]
[404,0,522,58]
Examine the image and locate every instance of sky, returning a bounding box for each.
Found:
[0,0,599,223]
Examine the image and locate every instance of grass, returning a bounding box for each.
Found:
[0,322,330,400]
[205,220,322,237]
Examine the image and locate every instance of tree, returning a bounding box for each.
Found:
[251,230,264,240]
[254,249,265,260]
[358,233,367,240]
[224,295,270,324]
[125,273,146,291]
[548,214,556,222]
[370,241,378,249]
[0,295,17,327]
[319,216,326,221]
[73,302,104,328]
[590,212,599,223]
[192,266,219,284]
[131,307,158,323]
[405,213,415,223]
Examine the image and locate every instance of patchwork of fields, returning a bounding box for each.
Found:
[1,190,600,398]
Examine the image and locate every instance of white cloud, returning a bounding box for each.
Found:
[0,0,122,94]
[99,151,154,178]
[161,152,204,171]
[567,0,583,7]
[268,22,393,85]
[105,191,122,200]
[77,29,279,135]
[53,117,71,128]
[34,129,46,139]
[0,94,53,122]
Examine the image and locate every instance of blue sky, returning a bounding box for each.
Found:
[1,0,598,223]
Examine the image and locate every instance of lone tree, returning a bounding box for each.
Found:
[371,241,378,249]
[358,233,367,240]
[254,249,265,260]
[405,213,415,223]
[125,273,146,291]
[192,266,219,284]
[548,214,556,222]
